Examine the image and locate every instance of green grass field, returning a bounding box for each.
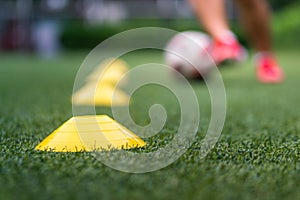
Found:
[0,49,299,200]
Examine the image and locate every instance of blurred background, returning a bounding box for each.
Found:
[0,0,299,58]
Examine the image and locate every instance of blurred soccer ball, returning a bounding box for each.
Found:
[165,31,214,79]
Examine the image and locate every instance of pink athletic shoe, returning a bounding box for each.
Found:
[256,54,284,83]
[211,34,247,64]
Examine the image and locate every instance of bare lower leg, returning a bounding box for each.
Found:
[188,0,230,40]
[234,0,272,52]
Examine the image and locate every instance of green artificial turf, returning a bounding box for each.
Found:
[0,49,299,200]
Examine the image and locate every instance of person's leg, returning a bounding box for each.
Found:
[188,0,229,40]
[189,0,246,63]
[234,0,271,52]
[234,0,284,83]
[189,0,283,83]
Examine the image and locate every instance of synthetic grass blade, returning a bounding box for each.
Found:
[35,115,146,152]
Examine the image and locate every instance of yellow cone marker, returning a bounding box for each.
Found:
[72,83,130,106]
[72,58,130,106]
[35,115,146,152]
[88,58,129,84]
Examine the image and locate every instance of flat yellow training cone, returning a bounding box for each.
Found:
[72,58,130,106]
[35,115,146,152]
[72,83,130,106]
[88,58,129,84]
